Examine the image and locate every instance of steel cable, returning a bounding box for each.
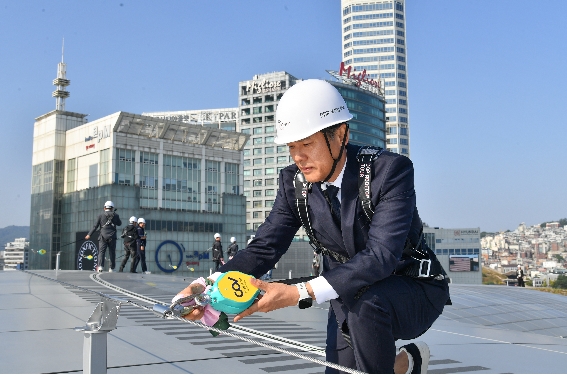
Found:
[22,270,364,374]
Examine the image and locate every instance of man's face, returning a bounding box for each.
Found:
[139,223,145,228]
[286,124,348,183]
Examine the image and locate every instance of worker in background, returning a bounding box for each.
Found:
[86,200,122,273]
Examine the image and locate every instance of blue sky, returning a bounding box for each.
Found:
[0,0,565,232]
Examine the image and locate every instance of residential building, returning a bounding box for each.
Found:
[1,238,29,271]
[341,0,411,156]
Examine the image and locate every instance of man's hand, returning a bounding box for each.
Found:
[233,278,299,322]
[176,283,207,321]
[85,235,90,240]
[141,246,144,251]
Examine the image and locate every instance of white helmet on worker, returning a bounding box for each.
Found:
[230,236,236,243]
[129,216,137,223]
[137,218,146,224]
[104,200,114,209]
[214,233,221,239]
[274,79,353,145]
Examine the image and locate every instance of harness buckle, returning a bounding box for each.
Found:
[418,259,431,278]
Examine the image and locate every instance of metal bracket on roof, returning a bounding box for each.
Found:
[74,296,127,374]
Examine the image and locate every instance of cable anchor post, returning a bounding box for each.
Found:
[74,296,127,374]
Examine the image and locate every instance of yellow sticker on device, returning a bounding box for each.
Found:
[216,271,257,302]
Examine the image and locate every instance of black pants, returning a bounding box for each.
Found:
[119,242,137,272]
[518,277,525,287]
[325,275,449,374]
[214,259,223,272]
[98,238,116,269]
[132,244,147,273]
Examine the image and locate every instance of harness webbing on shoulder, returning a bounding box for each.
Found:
[356,146,385,222]
[294,171,349,264]
[294,145,445,280]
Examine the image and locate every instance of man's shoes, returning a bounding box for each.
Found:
[96,266,103,273]
[144,271,151,274]
[108,268,113,273]
[118,268,123,272]
[400,341,430,374]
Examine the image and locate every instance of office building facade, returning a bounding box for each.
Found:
[424,227,482,284]
[29,59,249,274]
[341,0,411,156]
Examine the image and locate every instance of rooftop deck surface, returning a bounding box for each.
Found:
[1,270,566,374]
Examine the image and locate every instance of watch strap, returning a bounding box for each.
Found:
[294,282,310,305]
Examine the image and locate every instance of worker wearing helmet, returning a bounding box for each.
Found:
[131,218,149,274]
[212,233,224,271]
[86,200,122,272]
[177,79,449,373]
[118,216,138,273]
[227,237,239,260]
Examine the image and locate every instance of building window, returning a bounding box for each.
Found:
[265,125,275,133]
[243,170,250,176]
[400,127,408,135]
[253,106,262,114]
[253,201,262,208]
[241,98,250,105]
[265,178,275,185]
[253,117,262,123]
[253,211,262,218]
[253,127,263,134]
[265,168,275,175]
[265,94,274,102]
[243,149,250,156]
[225,162,240,195]
[205,160,221,212]
[387,138,398,144]
[253,158,262,165]
[253,148,262,155]
[253,169,262,176]
[265,189,275,196]
[244,159,250,166]
[265,136,275,144]
[400,138,408,145]
[253,137,262,145]
[244,180,251,187]
[139,152,159,208]
[66,158,76,192]
[265,146,274,154]
[253,179,262,187]
[387,127,397,135]
[277,145,287,153]
[265,157,275,164]
[264,105,274,113]
[162,155,202,211]
[253,97,262,104]
[277,156,288,163]
[265,200,274,207]
[253,190,262,197]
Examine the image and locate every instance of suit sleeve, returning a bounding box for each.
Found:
[219,168,302,278]
[323,155,417,309]
[88,215,101,237]
[114,214,122,227]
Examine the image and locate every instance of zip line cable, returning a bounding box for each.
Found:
[22,270,364,374]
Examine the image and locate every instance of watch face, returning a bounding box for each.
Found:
[77,240,98,271]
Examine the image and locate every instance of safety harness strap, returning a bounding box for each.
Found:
[294,171,350,264]
[356,146,385,221]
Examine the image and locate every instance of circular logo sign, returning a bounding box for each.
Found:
[77,240,98,271]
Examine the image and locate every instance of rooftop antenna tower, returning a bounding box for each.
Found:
[52,39,70,111]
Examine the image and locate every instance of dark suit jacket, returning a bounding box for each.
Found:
[219,143,432,310]
[88,211,122,241]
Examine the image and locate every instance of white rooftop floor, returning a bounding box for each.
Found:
[1,270,566,374]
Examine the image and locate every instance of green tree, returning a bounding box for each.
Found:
[559,218,567,227]
[554,254,565,263]
[551,275,567,289]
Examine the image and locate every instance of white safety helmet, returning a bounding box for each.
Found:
[230,236,236,243]
[129,216,137,223]
[137,218,146,224]
[274,79,353,144]
[214,233,221,239]
[104,200,114,209]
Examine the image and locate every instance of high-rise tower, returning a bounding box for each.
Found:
[341,0,410,156]
[52,41,70,111]
[29,47,87,269]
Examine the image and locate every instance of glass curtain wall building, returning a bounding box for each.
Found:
[341,0,410,156]
[30,108,249,275]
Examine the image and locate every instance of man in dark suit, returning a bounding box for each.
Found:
[86,200,122,273]
[177,80,449,373]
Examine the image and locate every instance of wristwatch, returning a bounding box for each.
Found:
[294,282,311,305]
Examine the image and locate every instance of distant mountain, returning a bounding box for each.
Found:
[0,226,30,249]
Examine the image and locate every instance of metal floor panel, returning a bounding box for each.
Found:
[2,271,567,374]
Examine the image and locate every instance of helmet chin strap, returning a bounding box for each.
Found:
[322,123,349,183]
